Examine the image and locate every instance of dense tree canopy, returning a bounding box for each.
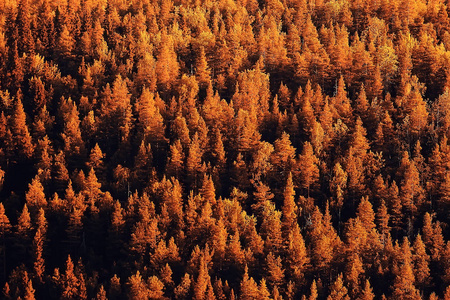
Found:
[1,0,450,298]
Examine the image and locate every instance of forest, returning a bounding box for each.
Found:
[2,0,450,298]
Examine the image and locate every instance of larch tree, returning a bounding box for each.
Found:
[17,204,32,245]
[271,132,296,178]
[156,32,179,92]
[282,172,298,233]
[240,266,260,300]
[331,75,352,121]
[25,174,47,213]
[127,271,149,300]
[358,280,374,300]
[33,228,45,282]
[330,162,348,220]
[287,223,309,283]
[10,97,34,159]
[412,234,430,290]
[297,142,319,196]
[196,47,211,89]
[265,252,285,288]
[135,87,166,144]
[24,278,36,300]
[327,274,350,300]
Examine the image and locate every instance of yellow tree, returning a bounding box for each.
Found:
[10,97,34,159]
[297,142,319,196]
[282,172,298,232]
[287,223,309,283]
[327,274,349,300]
[26,174,47,213]
[135,88,166,144]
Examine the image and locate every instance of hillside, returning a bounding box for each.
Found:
[0,0,450,299]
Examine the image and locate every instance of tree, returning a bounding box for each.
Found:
[358,280,374,300]
[61,98,84,157]
[376,200,390,241]
[26,174,47,213]
[24,279,35,300]
[240,266,259,300]
[95,285,107,300]
[297,142,319,196]
[33,228,45,282]
[309,205,336,270]
[194,255,213,300]
[128,271,148,300]
[399,152,424,216]
[357,197,376,232]
[282,172,298,232]
[10,97,34,159]
[309,280,318,300]
[86,144,105,181]
[391,256,420,300]
[187,133,204,187]
[0,203,11,235]
[147,276,165,299]
[174,273,191,299]
[265,252,285,288]
[196,47,211,89]
[350,118,370,159]
[166,140,185,178]
[57,25,75,58]
[287,224,309,282]
[271,132,296,177]
[412,234,430,290]
[17,204,32,236]
[53,150,70,195]
[345,253,364,297]
[330,163,347,220]
[260,202,283,253]
[327,274,349,300]
[61,255,86,300]
[331,75,352,121]
[156,32,179,91]
[135,88,166,144]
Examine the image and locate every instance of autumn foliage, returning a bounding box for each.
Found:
[2,0,450,298]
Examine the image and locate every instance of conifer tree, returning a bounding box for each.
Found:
[282,172,297,232]
[26,174,47,213]
[10,97,34,159]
